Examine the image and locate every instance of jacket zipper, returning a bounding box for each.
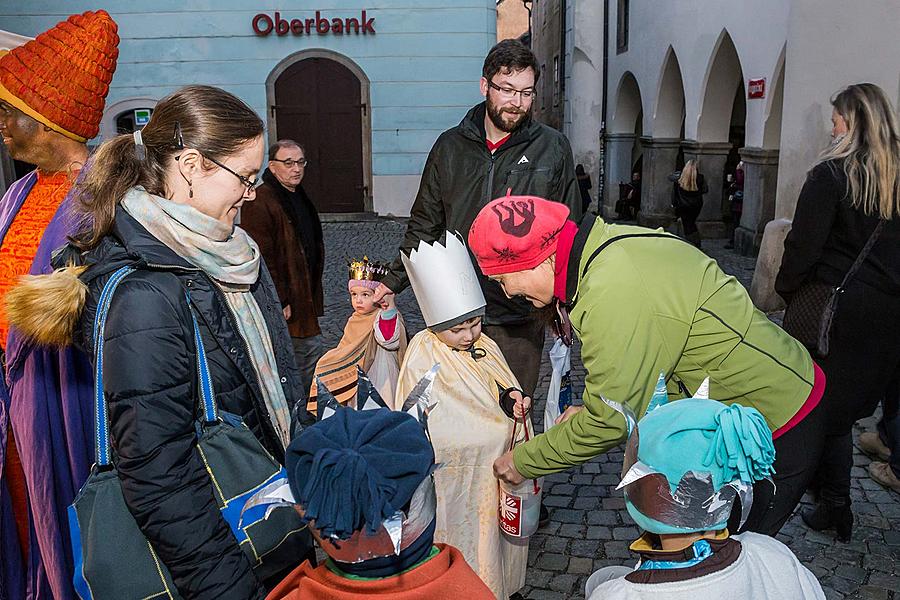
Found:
[145,262,281,452]
[484,151,496,205]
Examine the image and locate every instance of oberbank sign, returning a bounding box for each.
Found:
[252,10,376,36]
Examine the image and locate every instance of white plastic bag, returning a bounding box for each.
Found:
[543,337,572,429]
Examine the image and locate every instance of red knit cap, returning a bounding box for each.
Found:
[468,195,570,276]
[0,10,119,142]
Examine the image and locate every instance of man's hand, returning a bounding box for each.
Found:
[373,283,395,309]
[555,404,584,425]
[508,389,532,419]
[282,305,292,320]
[493,450,525,485]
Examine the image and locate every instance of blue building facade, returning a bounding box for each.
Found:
[0,1,497,214]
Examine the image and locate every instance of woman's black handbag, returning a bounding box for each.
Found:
[783,220,884,357]
[67,266,309,599]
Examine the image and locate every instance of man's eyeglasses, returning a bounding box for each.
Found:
[202,154,261,195]
[488,80,535,101]
[271,157,308,169]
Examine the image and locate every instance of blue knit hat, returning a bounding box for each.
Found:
[609,375,776,535]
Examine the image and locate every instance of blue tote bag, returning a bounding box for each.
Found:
[68,266,309,599]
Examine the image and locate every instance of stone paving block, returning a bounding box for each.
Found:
[884,530,900,547]
[582,462,601,474]
[586,511,619,526]
[548,573,579,594]
[569,539,602,558]
[551,509,584,524]
[577,486,604,497]
[602,497,626,510]
[612,526,639,540]
[551,483,575,496]
[586,526,611,540]
[543,536,568,554]
[568,557,594,574]
[544,495,572,508]
[574,497,599,510]
[526,569,553,589]
[537,553,569,571]
[866,572,900,592]
[854,585,890,600]
[557,523,585,538]
[527,590,566,600]
[836,564,868,583]
[603,541,632,559]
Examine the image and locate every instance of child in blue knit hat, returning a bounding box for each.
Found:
[585,375,825,600]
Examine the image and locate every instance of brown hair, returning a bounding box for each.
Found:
[74,85,264,249]
[482,39,540,85]
[820,83,900,219]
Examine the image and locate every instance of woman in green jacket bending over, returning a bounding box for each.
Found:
[467,195,825,536]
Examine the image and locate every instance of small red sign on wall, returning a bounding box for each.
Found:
[748,78,766,99]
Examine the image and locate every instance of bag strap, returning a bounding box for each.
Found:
[92,266,217,468]
[837,220,884,292]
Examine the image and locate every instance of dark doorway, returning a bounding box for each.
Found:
[273,57,365,213]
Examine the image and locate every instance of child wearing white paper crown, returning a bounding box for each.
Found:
[308,257,406,414]
[395,232,532,600]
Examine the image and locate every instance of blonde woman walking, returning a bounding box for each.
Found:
[776,83,900,540]
[671,159,707,247]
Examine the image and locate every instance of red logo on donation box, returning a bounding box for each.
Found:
[499,487,524,536]
[748,78,766,99]
[253,11,376,36]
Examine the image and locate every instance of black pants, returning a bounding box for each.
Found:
[731,396,827,535]
[814,281,900,504]
[483,320,546,398]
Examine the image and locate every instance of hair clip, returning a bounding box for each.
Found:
[173,121,185,150]
[133,130,146,161]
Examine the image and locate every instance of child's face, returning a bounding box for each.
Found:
[350,286,377,314]
[435,317,483,351]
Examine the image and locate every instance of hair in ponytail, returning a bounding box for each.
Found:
[74,85,264,249]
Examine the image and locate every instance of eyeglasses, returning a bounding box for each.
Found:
[488,80,535,100]
[271,157,308,169]
[203,154,261,195]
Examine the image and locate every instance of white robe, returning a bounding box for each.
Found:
[396,330,530,599]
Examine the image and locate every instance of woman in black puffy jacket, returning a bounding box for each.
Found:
[69,86,313,598]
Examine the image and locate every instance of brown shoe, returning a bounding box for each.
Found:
[868,461,900,494]
[859,432,890,461]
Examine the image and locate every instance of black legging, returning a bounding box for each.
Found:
[813,280,900,504]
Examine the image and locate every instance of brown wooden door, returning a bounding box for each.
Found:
[274,58,365,213]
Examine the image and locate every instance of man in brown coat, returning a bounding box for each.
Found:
[241,139,325,420]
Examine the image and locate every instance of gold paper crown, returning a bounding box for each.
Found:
[348,256,388,281]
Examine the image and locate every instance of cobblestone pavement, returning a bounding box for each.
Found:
[318,219,899,600]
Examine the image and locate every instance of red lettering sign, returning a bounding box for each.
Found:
[252,10,376,36]
[748,78,766,99]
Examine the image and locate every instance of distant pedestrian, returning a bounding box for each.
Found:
[241,139,325,421]
[671,160,707,248]
[777,83,900,536]
[725,161,744,249]
[858,377,900,494]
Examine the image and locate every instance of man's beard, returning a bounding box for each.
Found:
[486,98,530,134]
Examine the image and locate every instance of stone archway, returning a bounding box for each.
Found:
[638,47,687,227]
[687,30,745,231]
[99,97,158,141]
[604,72,643,216]
[266,49,373,213]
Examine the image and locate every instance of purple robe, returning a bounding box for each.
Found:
[0,171,94,600]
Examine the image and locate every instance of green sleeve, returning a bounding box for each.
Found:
[512,259,685,478]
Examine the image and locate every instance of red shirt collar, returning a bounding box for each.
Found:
[553,220,579,303]
[486,134,511,152]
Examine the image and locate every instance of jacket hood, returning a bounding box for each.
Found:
[5,206,196,347]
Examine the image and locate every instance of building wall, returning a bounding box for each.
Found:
[496,0,529,41]
[0,0,497,216]
[750,0,900,309]
[530,0,565,131]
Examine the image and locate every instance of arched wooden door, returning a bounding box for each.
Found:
[273,58,365,213]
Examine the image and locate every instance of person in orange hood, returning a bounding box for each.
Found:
[265,380,493,600]
[0,10,118,599]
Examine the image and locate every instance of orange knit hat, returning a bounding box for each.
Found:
[0,10,119,142]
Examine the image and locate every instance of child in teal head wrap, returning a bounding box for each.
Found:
[585,375,825,600]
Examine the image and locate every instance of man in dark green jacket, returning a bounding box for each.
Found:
[376,39,581,397]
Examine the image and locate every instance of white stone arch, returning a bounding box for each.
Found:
[652,46,685,138]
[99,97,158,141]
[611,71,643,134]
[762,44,786,149]
[696,29,745,142]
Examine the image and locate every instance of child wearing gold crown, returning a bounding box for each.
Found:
[395,232,532,600]
[307,257,406,413]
